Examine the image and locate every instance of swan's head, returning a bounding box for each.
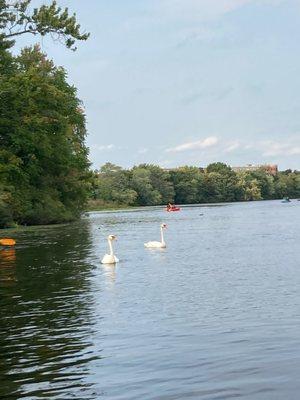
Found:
[108,234,117,241]
[161,223,167,229]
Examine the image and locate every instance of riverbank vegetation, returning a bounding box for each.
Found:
[0,1,90,228]
[89,163,300,210]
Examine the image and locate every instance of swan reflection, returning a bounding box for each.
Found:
[101,264,116,286]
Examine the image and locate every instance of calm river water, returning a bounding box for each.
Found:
[1,200,300,399]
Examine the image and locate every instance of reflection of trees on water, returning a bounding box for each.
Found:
[0,248,17,286]
[0,248,16,264]
[0,219,101,399]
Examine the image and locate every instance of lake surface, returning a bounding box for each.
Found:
[1,200,300,399]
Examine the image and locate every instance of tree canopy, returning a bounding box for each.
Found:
[0,0,89,50]
[90,163,300,209]
[0,45,90,227]
[0,1,90,228]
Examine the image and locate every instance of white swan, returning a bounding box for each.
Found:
[144,223,167,248]
[101,235,119,264]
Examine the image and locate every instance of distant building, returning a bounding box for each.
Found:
[232,164,278,176]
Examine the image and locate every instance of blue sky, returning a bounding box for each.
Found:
[15,0,300,170]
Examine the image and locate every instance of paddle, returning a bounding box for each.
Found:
[0,238,16,246]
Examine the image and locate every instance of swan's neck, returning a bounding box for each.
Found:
[160,228,165,244]
[108,239,114,255]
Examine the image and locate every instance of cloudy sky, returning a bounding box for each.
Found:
[15,0,300,169]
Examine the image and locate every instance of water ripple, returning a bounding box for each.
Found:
[1,201,300,398]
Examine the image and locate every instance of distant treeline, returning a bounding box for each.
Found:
[89,162,300,209]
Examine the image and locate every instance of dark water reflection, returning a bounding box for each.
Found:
[0,222,98,399]
[0,201,300,399]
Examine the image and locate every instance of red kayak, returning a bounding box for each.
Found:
[166,206,181,212]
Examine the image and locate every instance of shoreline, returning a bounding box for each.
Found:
[85,197,297,213]
[1,198,297,231]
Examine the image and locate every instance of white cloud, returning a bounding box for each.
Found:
[160,0,249,20]
[289,147,300,155]
[176,26,219,47]
[166,136,218,152]
[138,148,149,154]
[224,138,300,158]
[159,159,173,167]
[262,141,300,157]
[94,144,115,152]
[159,0,284,21]
[224,141,240,153]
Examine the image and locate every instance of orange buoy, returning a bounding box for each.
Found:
[0,238,16,246]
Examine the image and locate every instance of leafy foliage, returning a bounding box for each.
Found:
[132,164,174,205]
[0,45,90,226]
[90,163,300,209]
[0,1,90,227]
[0,0,89,50]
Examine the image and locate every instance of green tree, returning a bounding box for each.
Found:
[245,179,262,201]
[0,0,90,227]
[236,172,262,201]
[0,0,89,50]
[206,162,233,175]
[131,166,162,206]
[170,166,204,204]
[249,170,275,199]
[92,163,137,206]
[88,163,299,210]
[275,171,300,198]
[205,163,240,202]
[137,164,174,204]
[0,45,90,225]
